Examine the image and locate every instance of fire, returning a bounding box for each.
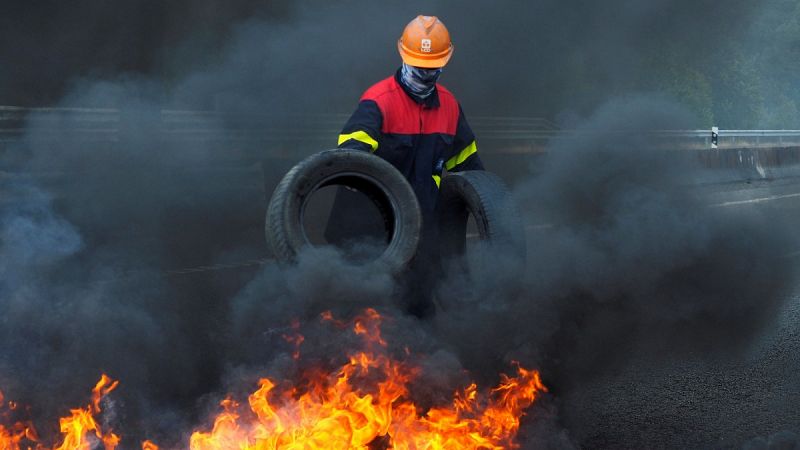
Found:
[141,440,160,450]
[1,374,121,450]
[53,374,121,450]
[1,309,546,449]
[189,309,547,449]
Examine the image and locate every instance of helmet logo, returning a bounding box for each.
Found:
[420,39,432,53]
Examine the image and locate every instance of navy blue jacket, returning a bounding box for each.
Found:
[338,70,483,214]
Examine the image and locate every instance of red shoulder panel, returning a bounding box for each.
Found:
[422,85,458,135]
[360,76,398,103]
[363,77,459,136]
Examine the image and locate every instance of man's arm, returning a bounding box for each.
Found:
[338,100,383,152]
[445,104,484,172]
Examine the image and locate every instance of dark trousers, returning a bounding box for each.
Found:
[400,212,441,318]
[325,187,441,318]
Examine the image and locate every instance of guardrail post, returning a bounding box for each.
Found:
[711,126,718,149]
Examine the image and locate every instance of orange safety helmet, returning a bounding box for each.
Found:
[397,15,454,68]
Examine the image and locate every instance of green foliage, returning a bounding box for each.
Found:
[749,0,800,128]
[594,0,800,128]
[707,48,764,129]
[636,48,714,126]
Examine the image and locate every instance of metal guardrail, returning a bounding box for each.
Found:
[2,105,800,151]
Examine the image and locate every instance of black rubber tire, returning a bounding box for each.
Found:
[266,149,421,274]
[437,170,526,266]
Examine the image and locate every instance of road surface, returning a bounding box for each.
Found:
[560,176,800,448]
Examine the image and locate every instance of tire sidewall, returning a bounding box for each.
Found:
[266,149,421,274]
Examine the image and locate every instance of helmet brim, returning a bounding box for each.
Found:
[397,40,453,68]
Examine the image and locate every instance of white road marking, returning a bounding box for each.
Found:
[469,188,800,239]
[712,192,800,207]
[466,191,800,238]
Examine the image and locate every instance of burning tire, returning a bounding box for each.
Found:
[266,149,421,274]
[437,170,526,268]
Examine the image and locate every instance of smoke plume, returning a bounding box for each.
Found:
[1,0,797,448]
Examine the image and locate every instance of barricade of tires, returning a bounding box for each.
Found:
[265,148,525,273]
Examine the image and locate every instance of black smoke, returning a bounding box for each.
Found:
[433,97,797,447]
[1,1,797,448]
[744,431,800,450]
[0,0,773,123]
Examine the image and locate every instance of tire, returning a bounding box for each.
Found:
[437,170,526,268]
[266,149,421,274]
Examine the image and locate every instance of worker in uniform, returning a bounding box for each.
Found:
[332,15,484,317]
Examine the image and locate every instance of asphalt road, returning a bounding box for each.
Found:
[10,158,797,448]
[103,173,800,449]
[560,176,800,449]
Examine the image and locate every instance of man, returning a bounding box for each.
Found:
[337,15,483,213]
[333,15,484,316]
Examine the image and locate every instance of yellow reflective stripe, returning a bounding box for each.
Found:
[445,140,478,171]
[338,130,379,152]
[432,174,441,188]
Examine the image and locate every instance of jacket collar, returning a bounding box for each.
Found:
[394,68,440,108]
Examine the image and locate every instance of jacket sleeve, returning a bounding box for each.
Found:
[337,99,383,152]
[445,104,484,172]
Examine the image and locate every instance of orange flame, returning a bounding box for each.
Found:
[189,309,547,449]
[53,373,120,450]
[0,375,121,450]
[141,440,160,450]
[282,318,305,360]
[1,309,546,450]
[1,388,36,450]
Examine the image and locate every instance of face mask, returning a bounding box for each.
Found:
[400,63,443,99]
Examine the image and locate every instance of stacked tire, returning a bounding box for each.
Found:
[437,170,526,267]
[266,149,525,273]
[266,149,421,274]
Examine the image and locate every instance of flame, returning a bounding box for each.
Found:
[282,319,305,360]
[0,375,120,450]
[189,309,547,449]
[1,387,36,450]
[53,374,120,450]
[141,440,160,450]
[1,309,546,449]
